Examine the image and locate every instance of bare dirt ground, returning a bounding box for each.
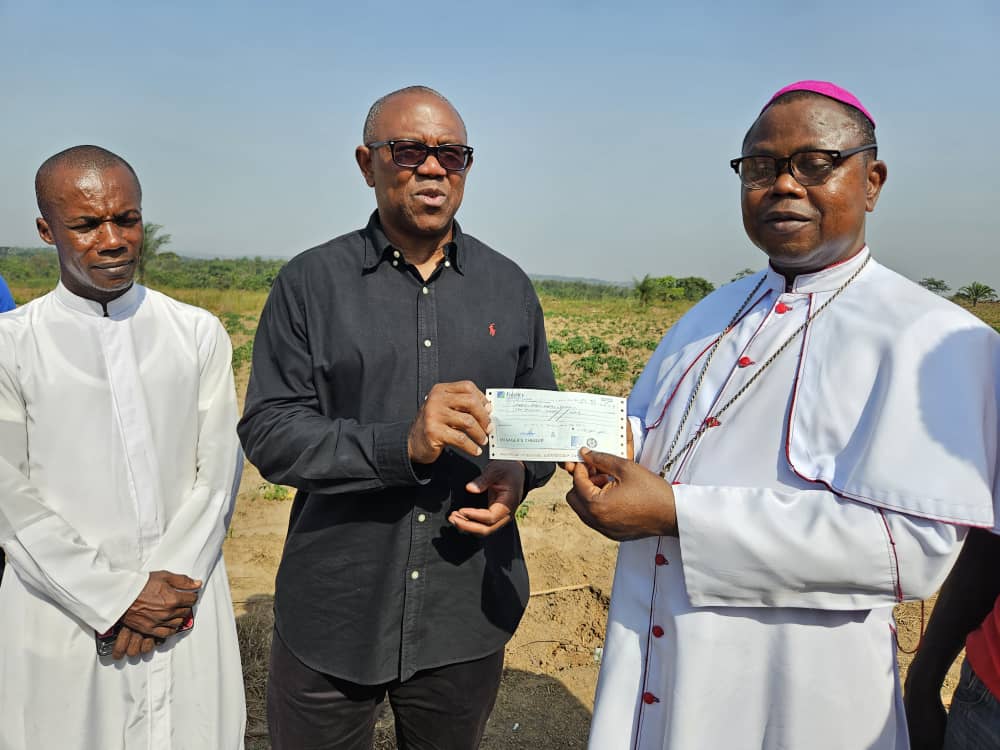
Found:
[225,465,958,750]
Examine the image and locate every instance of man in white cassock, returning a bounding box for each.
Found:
[0,145,245,749]
[564,81,1000,750]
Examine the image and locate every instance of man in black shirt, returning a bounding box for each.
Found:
[238,85,556,750]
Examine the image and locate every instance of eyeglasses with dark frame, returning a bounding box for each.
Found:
[730,144,878,190]
[366,139,474,172]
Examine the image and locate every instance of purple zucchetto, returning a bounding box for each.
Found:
[763,80,876,129]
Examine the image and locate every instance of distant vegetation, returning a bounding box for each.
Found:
[634,274,715,306]
[532,278,633,299]
[6,235,998,317]
[0,246,60,287]
[0,246,285,291]
[0,241,715,303]
[955,282,998,307]
[919,277,950,295]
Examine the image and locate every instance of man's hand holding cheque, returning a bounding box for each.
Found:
[408,380,527,538]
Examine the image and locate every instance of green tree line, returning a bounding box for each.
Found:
[1,228,718,302]
[0,245,284,291]
[4,230,999,309]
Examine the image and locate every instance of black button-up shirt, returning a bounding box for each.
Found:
[238,212,556,683]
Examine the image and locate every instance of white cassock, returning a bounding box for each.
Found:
[0,283,246,750]
[590,248,1000,750]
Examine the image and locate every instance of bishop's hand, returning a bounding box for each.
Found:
[563,448,677,541]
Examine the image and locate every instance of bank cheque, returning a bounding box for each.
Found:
[486,388,628,462]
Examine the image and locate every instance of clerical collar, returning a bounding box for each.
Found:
[765,246,871,294]
[54,282,143,319]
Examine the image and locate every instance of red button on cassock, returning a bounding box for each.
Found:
[652,625,665,638]
[738,356,754,368]
[655,554,668,566]
[642,691,660,704]
[775,302,791,314]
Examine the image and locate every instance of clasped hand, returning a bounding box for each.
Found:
[112,570,201,660]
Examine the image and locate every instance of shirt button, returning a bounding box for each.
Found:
[417,513,427,522]
[410,570,420,580]
[642,692,660,704]
[393,250,401,259]
[423,339,432,348]
[775,302,790,314]
[444,260,451,268]
[655,554,668,566]
[738,356,754,368]
[652,625,664,638]
[422,286,429,295]
[392,260,399,267]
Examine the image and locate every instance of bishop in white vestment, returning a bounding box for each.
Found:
[0,146,245,749]
[566,83,1000,749]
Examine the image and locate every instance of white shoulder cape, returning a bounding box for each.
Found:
[644,258,1000,527]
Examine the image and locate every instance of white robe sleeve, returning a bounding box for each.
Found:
[674,484,965,609]
[141,317,241,583]
[0,333,148,633]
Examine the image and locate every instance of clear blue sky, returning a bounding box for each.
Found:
[1,0,997,288]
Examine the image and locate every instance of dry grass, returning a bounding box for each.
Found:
[236,596,273,740]
[157,287,270,318]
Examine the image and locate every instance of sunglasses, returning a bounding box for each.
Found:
[366,140,473,172]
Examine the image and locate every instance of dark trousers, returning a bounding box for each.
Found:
[267,629,505,750]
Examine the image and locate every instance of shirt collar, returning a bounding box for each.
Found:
[764,246,871,294]
[361,210,465,274]
[54,281,143,318]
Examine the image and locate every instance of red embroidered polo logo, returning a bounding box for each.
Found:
[488,323,496,337]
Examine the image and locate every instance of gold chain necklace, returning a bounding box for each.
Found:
[658,256,870,479]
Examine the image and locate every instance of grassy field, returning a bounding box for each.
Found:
[10,281,997,395]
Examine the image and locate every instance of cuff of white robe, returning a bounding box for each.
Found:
[675,484,907,609]
[374,421,431,487]
[16,520,149,633]
[97,572,149,634]
[674,483,759,608]
[628,416,645,459]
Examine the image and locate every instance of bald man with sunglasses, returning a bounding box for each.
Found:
[239,86,556,750]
